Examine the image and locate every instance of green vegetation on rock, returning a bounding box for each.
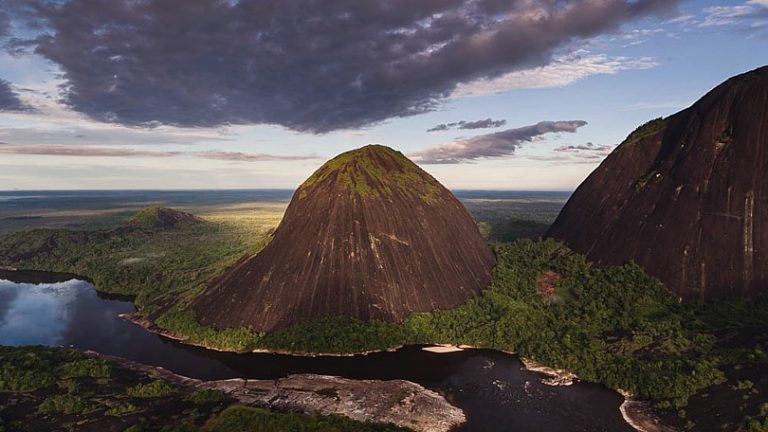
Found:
[126,380,175,398]
[298,145,442,202]
[37,393,90,415]
[186,389,225,405]
[622,117,667,146]
[634,170,659,191]
[105,402,139,416]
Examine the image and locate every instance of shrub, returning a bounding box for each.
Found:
[37,394,89,414]
[127,380,175,398]
[106,402,139,416]
[186,389,225,404]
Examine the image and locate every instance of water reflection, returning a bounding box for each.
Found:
[0,279,81,345]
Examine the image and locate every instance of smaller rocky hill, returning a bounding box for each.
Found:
[128,207,203,230]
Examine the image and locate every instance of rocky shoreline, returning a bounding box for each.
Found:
[86,351,465,432]
[518,358,676,432]
[122,314,677,432]
[618,391,678,432]
[519,357,577,386]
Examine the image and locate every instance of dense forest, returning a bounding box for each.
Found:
[1,211,767,430]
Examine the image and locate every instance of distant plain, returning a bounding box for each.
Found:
[0,190,571,240]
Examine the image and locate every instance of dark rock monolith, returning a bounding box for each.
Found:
[193,144,495,331]
[547,66,768,299]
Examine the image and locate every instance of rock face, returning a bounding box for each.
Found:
[547,66,768,300]
[192,144,495,331]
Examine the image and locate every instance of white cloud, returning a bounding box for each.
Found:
[701,5,754,26]
[196,151,319,162]
[0,144,182,157]
[665,14,696,24]
[0,143,318,162]
[453,53,657,97]
[613,28,666,46]
[0,125,231,147]
[700,1,768,28]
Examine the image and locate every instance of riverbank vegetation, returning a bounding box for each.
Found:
[0,346,410,432]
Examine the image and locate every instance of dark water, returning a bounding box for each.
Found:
[0,274,631,432]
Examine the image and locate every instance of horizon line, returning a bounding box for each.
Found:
[0,188,576,193]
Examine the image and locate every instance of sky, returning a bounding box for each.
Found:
[0,0,766,191]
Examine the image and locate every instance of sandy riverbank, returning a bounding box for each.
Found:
[421,344,465,353]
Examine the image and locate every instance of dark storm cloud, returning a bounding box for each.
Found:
[0,9,10,37]
[12,0,679,132]
[460,119,508,130]
[412,120,587,164]
[0,79,29,112]
[427,118,507,132]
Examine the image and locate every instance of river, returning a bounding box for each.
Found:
[0,272,633,431]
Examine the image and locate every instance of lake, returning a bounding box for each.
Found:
[0,272,632,432]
